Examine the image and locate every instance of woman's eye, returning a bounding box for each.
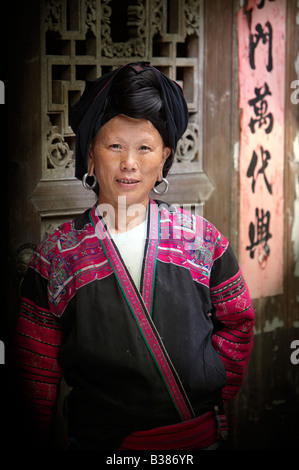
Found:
[110,144,121,149]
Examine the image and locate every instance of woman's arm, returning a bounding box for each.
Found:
[9,238,63,448]
[210,245,255,403]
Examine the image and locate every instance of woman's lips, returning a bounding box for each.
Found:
[117,178,139,183]
[116,178,140,188]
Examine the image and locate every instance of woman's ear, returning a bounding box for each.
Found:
[162,146,171,162]
[157,147,171,181]
[87,145,95,175]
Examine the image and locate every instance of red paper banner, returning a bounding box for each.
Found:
[238,0,286,298]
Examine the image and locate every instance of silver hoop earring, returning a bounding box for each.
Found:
[82,172,97,190]
[153,177,169,195]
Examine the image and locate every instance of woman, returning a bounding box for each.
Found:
[11,62,255,450]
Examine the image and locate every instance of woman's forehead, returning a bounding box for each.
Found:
[95,115,163,141]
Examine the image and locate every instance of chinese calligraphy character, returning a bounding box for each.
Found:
[246,146,272,194]
[246,208,272,259]
[256,0,275,9]
[248,82,274,134]
[249,21,273,72]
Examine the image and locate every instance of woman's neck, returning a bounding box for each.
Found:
[97,198,148,234]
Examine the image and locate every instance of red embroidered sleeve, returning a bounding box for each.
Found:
[10,230,64,447]
[210,267,255,403]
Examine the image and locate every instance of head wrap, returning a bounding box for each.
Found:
[70,62,189,180]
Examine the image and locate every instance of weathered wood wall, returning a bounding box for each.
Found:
[203,0,299,449]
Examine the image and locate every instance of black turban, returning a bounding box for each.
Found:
[70,62,189,181]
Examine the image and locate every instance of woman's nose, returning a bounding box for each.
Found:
[120,150,138,171]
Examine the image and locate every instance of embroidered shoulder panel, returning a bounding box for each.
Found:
[30,215,112,317]
[158,205,228,287]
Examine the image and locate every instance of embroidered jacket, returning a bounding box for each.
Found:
[11,200,255,449]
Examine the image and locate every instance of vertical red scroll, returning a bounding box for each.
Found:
[238,0,286,298]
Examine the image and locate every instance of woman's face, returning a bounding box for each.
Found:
[88,114,171,209]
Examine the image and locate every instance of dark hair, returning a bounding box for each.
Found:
[91,66,170,151]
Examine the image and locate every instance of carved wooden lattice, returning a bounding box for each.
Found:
[41,0,211,206]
